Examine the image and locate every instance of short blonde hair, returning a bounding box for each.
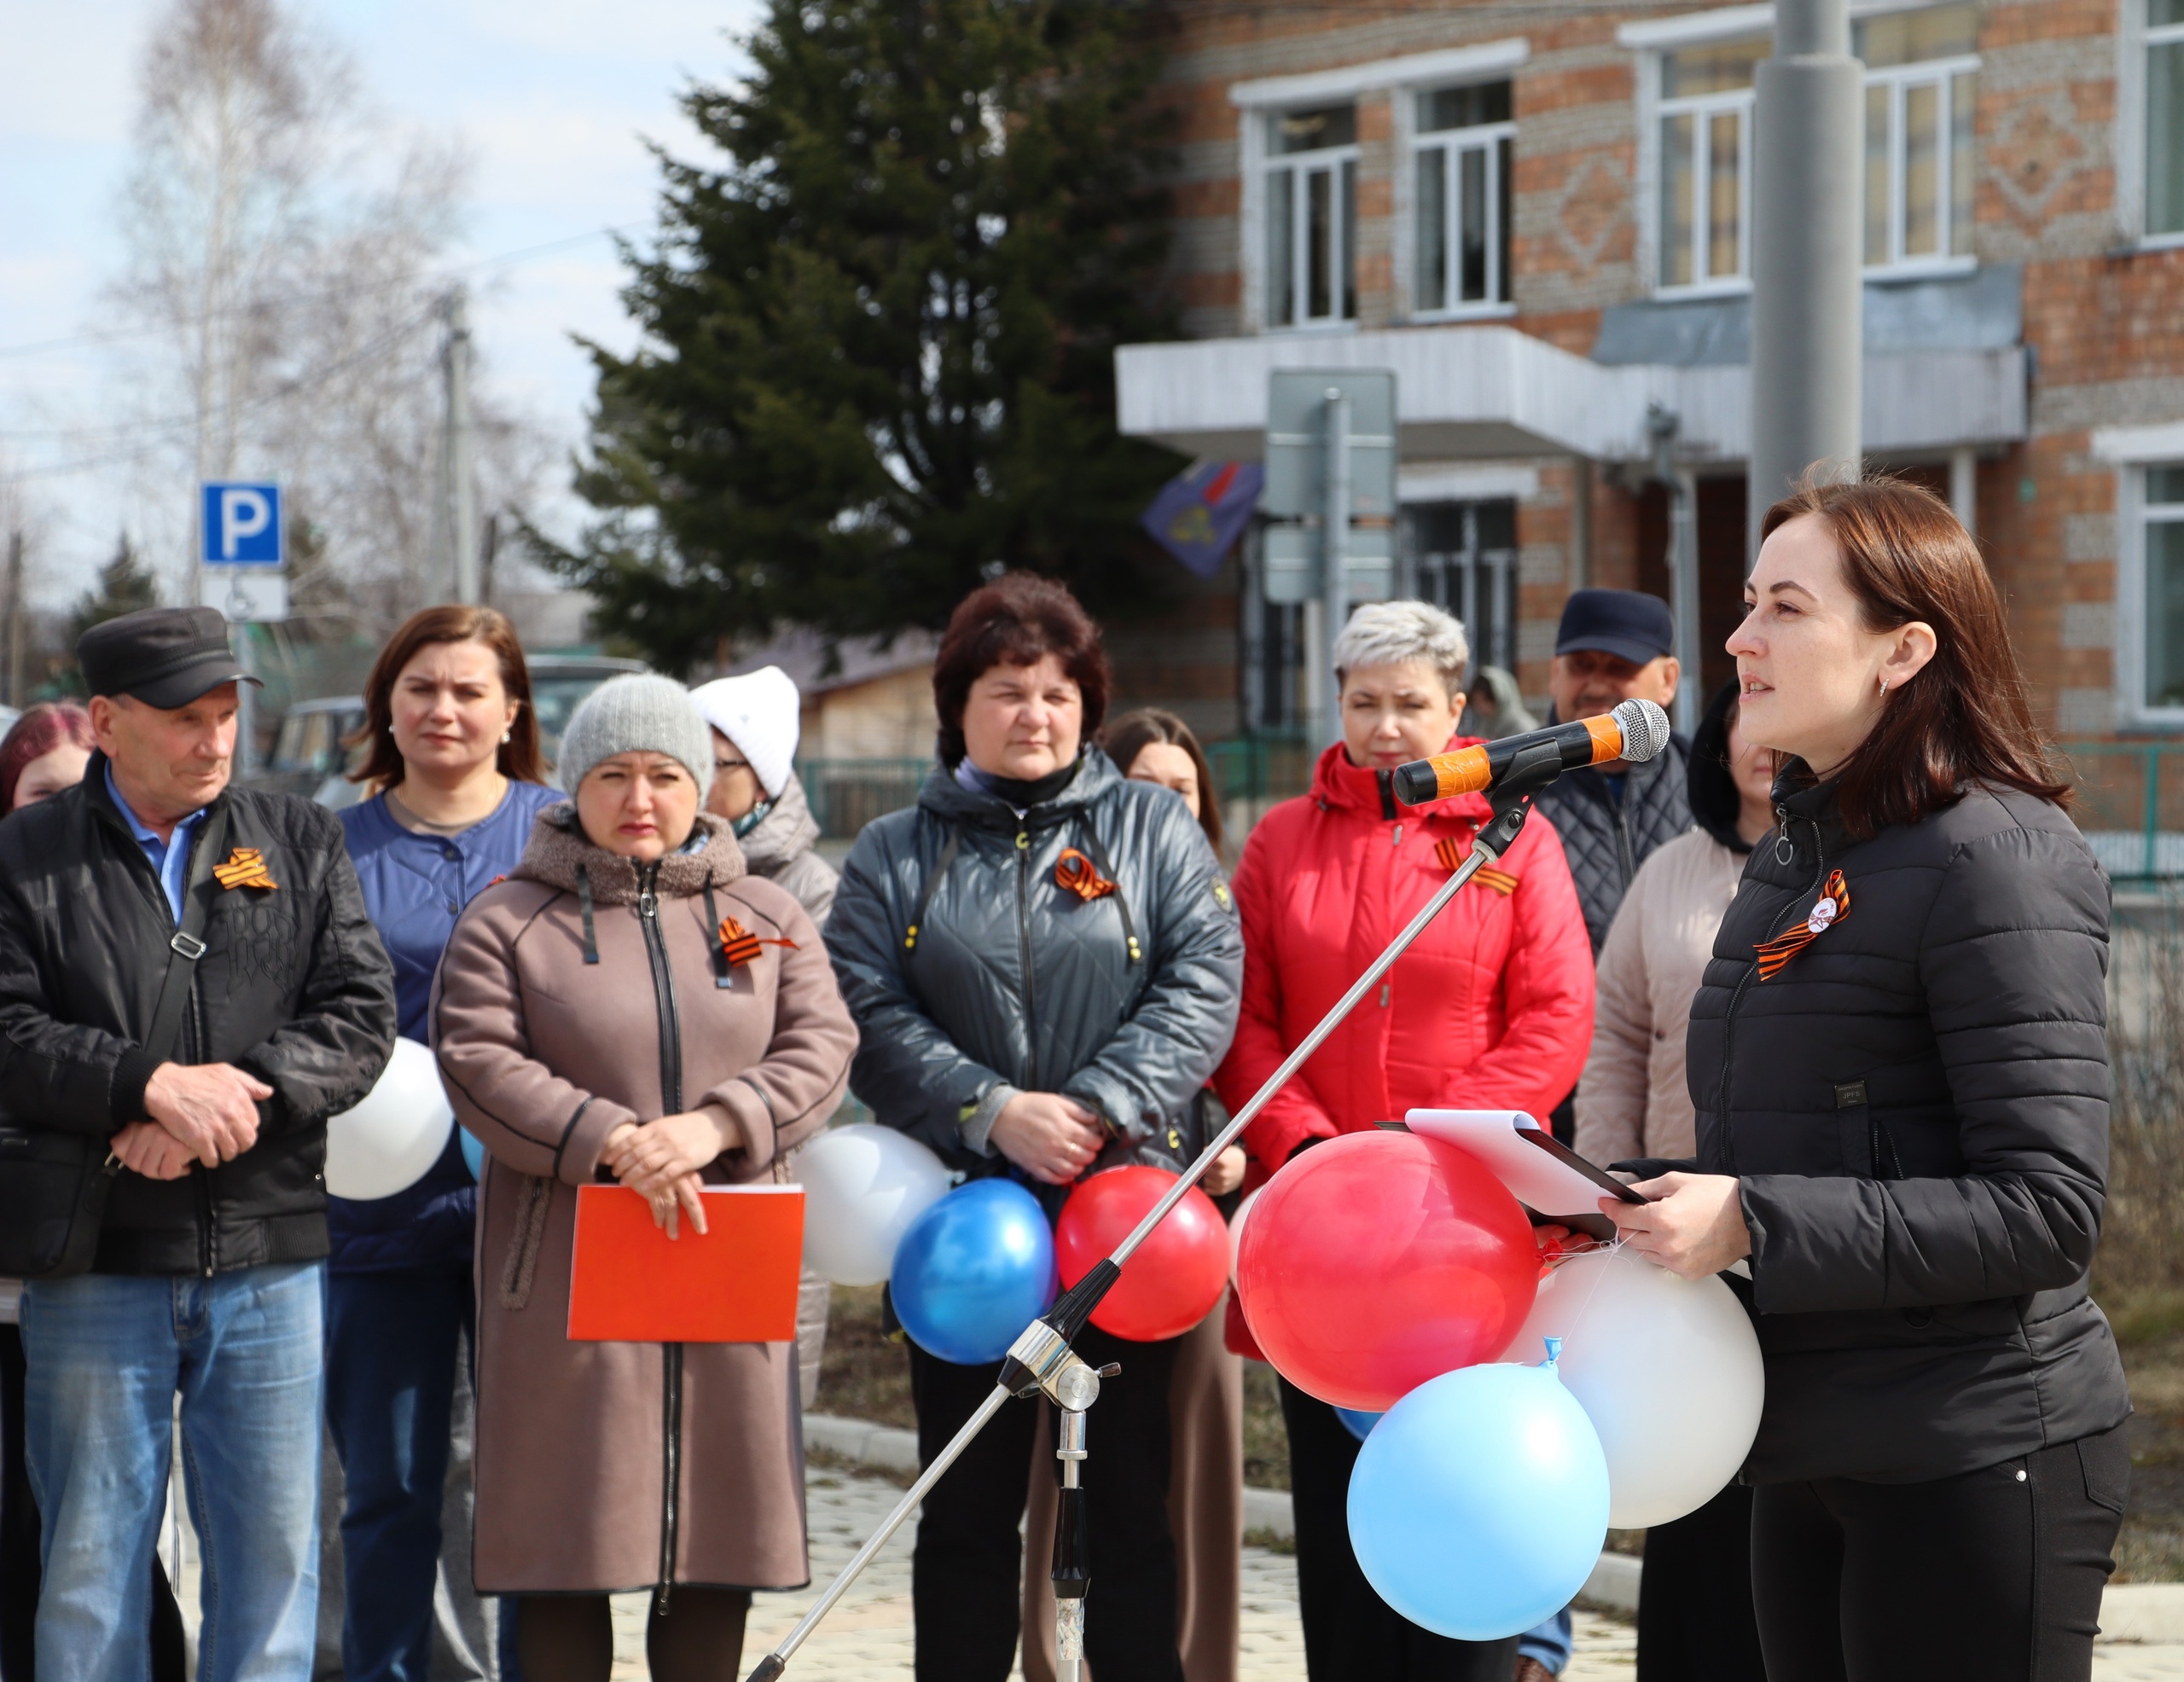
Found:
[1333,600,1469,700]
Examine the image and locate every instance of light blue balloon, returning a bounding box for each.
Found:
[1347,1358,1609,1641]
[1336,1407,1383,1442]
[890,1178,1057,1365]
[460,1128,484,1181]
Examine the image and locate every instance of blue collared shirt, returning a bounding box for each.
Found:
[104,763,212,924]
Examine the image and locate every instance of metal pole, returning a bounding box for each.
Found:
[1748,0,1863,564]
[1670,470,1700,737]
[1949,447,1978,535]
[1320,389,1350,745]
[3,530,23,710]
[446,287,480,606]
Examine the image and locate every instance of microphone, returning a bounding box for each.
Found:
[1391,698,1673,807]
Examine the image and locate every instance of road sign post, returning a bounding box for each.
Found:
[200,480,287,779]
[1263,370,1397,741]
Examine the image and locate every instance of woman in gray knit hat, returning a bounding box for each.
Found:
[432,674,857,1682]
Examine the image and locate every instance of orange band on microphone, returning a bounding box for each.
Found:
[1583,714,1623,763]
[1425,744,1494,798]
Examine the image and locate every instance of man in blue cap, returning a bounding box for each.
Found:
[1533,588,1690,954]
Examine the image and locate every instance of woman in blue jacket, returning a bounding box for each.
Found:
[331,606,562,1682]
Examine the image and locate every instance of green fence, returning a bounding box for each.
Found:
[2056,741,2184,882]
[799,759,932,841]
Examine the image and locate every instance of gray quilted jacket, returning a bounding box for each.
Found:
[1533,734,1693,954]
[739,773,839,927]
[823,751,1243,1182]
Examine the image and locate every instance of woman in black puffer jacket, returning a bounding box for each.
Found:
[1605,478,2129,1682]
[825,573,1244,1682]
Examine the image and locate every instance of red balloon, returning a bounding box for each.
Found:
[1056,1166,1231,1343]
[1234,1131,1536,1411]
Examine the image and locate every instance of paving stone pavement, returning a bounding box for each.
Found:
[606,1463,1650,1679]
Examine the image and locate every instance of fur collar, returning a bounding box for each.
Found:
[513,803,746,902]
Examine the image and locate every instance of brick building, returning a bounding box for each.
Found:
[1108,0,2184,856]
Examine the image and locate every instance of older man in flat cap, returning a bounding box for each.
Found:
[0,606,395,1682]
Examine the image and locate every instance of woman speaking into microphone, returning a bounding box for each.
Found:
[1605,478,2129,1682]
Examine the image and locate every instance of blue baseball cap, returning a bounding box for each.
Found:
[1554,589,1675,665]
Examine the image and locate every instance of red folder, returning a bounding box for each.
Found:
[567,1184,804,1343]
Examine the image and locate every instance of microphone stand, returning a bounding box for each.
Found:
[745,742,1570,1682]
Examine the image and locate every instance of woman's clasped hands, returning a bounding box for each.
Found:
[601,1108,736,1238]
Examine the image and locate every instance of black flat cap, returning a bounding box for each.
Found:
[78,606,259,709]
[1554,589,1676,666]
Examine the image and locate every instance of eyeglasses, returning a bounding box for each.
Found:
[714,758,751,774]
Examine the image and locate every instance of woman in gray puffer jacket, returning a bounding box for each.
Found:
[825,573,1243,1682]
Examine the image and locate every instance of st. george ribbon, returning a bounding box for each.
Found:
[743,694,1674,1682]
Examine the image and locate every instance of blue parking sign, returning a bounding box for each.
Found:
[200,482,283,566]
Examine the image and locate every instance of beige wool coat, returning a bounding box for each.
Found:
[1571,826,1745,1165]
[433,807,856,1596]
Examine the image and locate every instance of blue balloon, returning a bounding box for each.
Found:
[1337,1407,1383,1442]
[460,1128,484,1181]
[890,1179,1057,1365]
[1347,1359,1609,1641]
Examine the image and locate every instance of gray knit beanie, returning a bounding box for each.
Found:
[557,674,717,794]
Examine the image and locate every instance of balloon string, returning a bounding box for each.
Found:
[1536,1233,1631,1364]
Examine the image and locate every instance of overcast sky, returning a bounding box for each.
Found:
[0,0,763,603]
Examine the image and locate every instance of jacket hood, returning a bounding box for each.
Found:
[915,746,1121,830]
[1688,681,1753,855]
[735,772,822,874]
[513,803,746,902]
[1309,736,1492,825]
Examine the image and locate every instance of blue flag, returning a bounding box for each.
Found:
[1140,460,1263,578]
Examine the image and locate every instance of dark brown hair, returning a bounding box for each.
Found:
[351,606,544,787]
[932,572,1111,768]
[1758,476,2069,834]
[1101,707,1223,853]
[0,702,94,815]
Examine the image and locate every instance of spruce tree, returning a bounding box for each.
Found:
[72,531,161,643]
[543,0,1183,672]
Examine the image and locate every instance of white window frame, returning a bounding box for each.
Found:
[1653,76,1757,296]
[1409,90,1517,322]
[1860,36,1979,275]
[1261,120,1360,333]
[2123,0,2184,249]
[2114,455,2184,728]
[1233,38,1529,336]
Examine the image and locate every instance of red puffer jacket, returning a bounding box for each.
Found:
[1215,739,1595,1178]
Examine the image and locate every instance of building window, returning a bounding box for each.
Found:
[1414,82,1513,316]
[1409,500,1519,676]
[1656,38,1767,291]
[1266,105,1358,329]
[1856,4,1978,270]
[2149,0,2184,238]
[2146,465,2184,710]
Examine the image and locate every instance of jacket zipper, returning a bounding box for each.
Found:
[1015,830,1038,1090]
[1713,805,1828,1176]
[635,864,684,1616]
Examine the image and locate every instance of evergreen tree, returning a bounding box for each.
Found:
[72,531,161,644]
[542,0,1184,672]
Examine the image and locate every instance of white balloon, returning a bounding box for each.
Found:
[1229,1186,1263,1285]
[325,1038,456,1201]
[1499,1245,1764,1528]
[793,1123,954,1286]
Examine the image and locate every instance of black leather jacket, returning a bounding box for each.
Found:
[1650,773,2129,1483]
[824,751,1242,1192]
[0,757,397,1275]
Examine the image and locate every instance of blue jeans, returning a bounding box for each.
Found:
[1519,1607,1573,1674]
[324,1263,468,1682]
[20,1262,325,1682]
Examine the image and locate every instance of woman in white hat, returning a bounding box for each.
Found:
[689,667,837,925]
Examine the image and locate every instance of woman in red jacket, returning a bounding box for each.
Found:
[1217,600,1594,1682]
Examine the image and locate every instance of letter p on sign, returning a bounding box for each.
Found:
[200,482,283,566]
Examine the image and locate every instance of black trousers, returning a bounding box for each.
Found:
[1751,1421,2129,1682]
[1279,1376,1518,1682]
[908,1322,1183,1682]
[1636,1483,1765,1682]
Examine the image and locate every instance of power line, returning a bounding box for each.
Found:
[0,222,646,363]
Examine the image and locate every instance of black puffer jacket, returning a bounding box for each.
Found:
[1660,772,2129,1484]
[0,758,397,1275]
[824,751,1243,1191]
[1533,733,1693,953]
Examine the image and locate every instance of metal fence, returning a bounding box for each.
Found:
[801,741,2184,878]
